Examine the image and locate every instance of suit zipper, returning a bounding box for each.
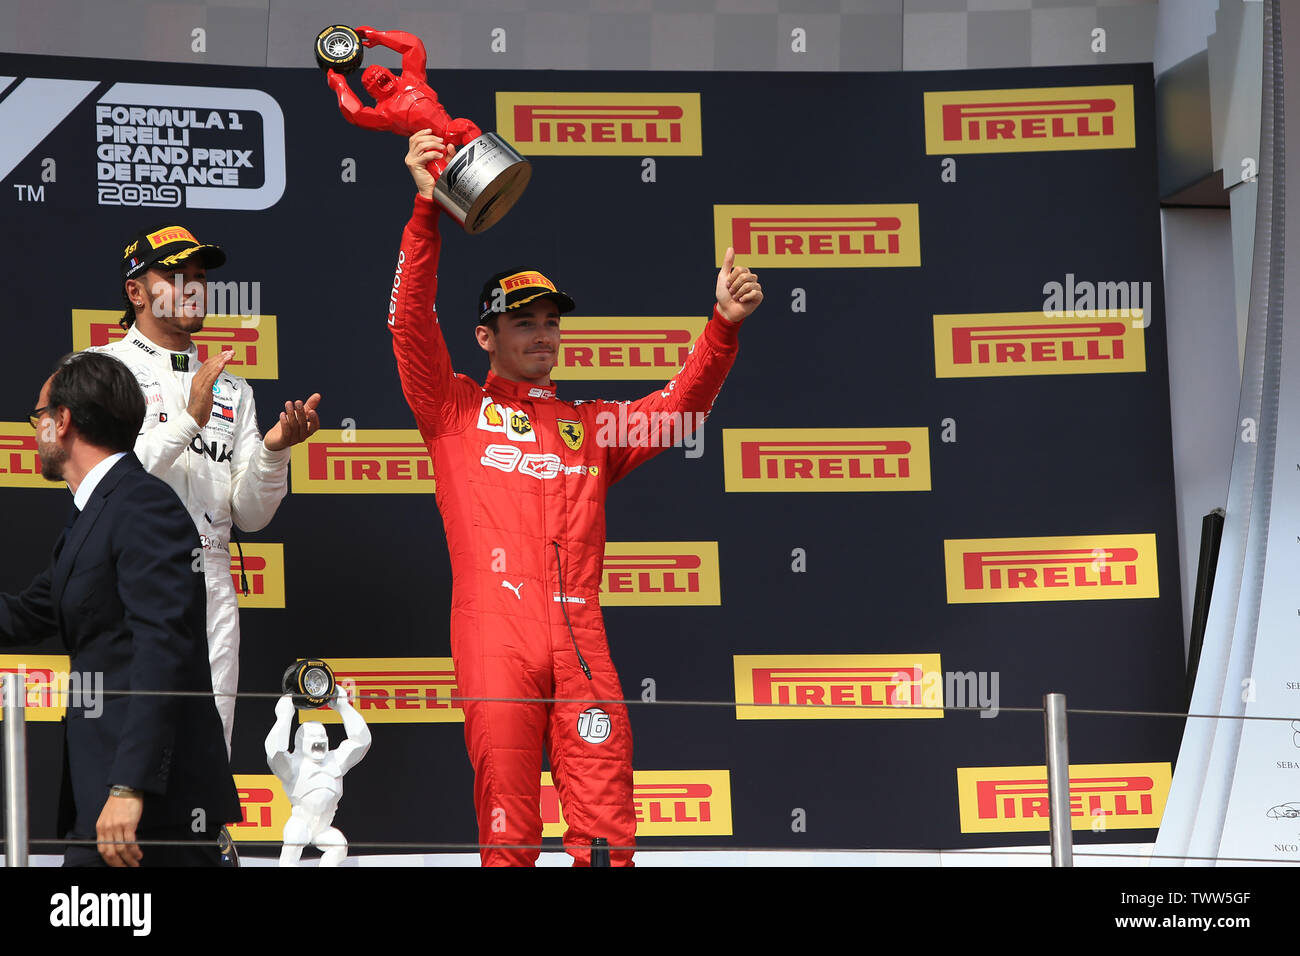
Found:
[552,539,592,680]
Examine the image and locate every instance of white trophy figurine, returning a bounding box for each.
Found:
[266,683,372,866]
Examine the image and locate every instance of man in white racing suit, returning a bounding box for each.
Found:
[92,224,322,754]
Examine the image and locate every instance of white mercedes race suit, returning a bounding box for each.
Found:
[89,325,291,754]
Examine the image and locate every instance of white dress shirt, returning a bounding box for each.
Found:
[72,452,128,511]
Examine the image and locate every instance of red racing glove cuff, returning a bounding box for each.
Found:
[410,193,440,237]
[705,304,742,350]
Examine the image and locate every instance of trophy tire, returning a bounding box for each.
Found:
[282,658,335,709]
[315,25,364,74]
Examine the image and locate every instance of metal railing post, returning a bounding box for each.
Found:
[2,672,29,867]
[1043,692,1073,867]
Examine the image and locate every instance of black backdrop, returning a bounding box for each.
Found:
[0,53,1183,855]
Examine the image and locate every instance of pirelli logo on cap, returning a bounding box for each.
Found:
[934,312,1145,378]
[957,762,1171,833]
[496,92,702,156]
[924,85,1135,154]
[714,204,921,269]
[723,428,931,492]
[734,654,943,720]
[291,429,435,493]
[233,543,285,609]
[944,534,1159,604]
[542,770,732,837]
[553,317,708,380]
[146,226,198,247]
[0,655,73,722]
[229,774,293,842]
[600,542,720,606]
[500,271,556,293]
[312,658,463,724]
[0,427,50,488]
[72,309,280,379]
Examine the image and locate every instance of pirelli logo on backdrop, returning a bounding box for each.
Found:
[312,658,463,724]
[0,655,73,721]
[723,428,931,492]
[229,774,293,842]
[71,309,280,379]
[934,312,1146,378]
[733,654,943,720]
[944,534,1159,603]
[923,85,1136,154]
[714,204,921,269]
[496,92,702,156]
[0,427,49,488]
[553,317,708,380]
[957,762,1171,833]
[232,543,285,609]
[541,770,732,837]
[291,429,435,493]
[600,542,720,606]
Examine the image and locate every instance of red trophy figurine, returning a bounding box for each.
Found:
[315,24,531,233]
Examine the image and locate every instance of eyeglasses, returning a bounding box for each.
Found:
[29,406,49,430]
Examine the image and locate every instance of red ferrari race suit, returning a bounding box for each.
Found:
[388,195,741,866]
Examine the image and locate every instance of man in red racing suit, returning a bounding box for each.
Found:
[387,131,763,865]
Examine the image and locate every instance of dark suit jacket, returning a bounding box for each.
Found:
[0,453,239,844]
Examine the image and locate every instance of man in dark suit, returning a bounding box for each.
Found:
[0,351,239,866]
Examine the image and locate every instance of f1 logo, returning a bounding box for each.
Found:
[443,144,476,191]
[0,78,99,183]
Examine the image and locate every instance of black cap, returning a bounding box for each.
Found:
[478,269,575,324]
[121,224,226,282]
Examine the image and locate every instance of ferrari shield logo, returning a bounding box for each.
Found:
[558,420,584,451]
